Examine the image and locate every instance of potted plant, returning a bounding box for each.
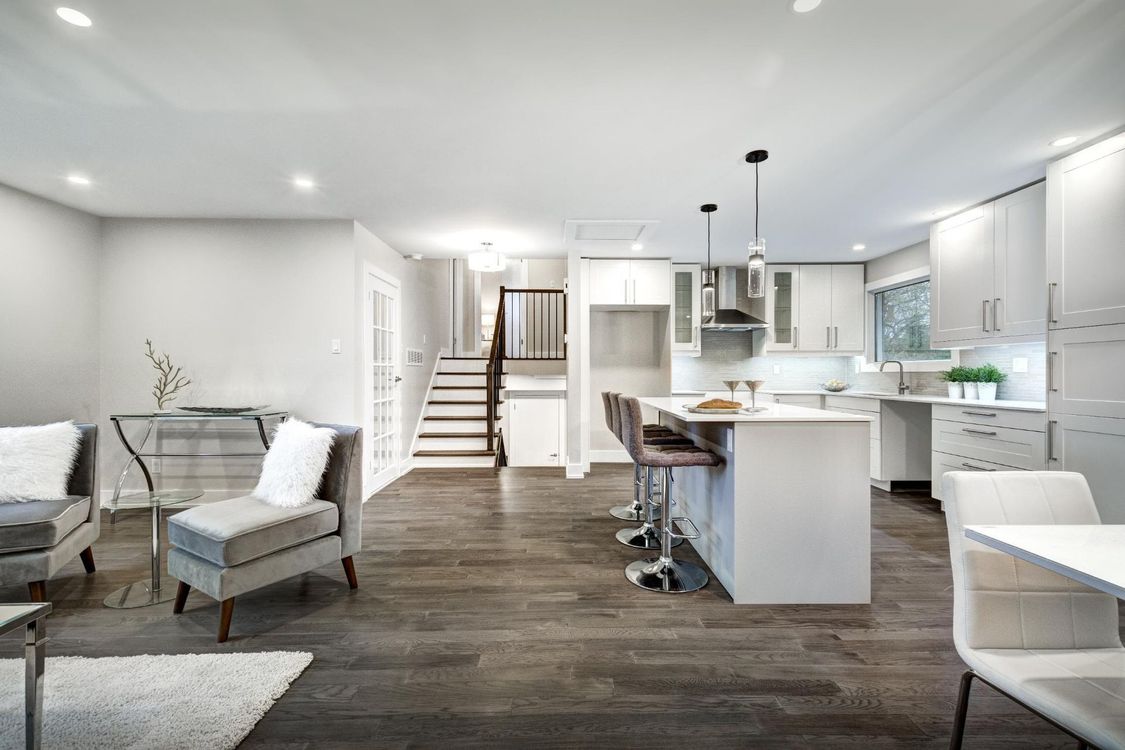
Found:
[975,363,1007,402]
[940,367,963,399]
[961,367,980,400]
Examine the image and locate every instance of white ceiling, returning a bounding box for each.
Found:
[2,0,1124,263]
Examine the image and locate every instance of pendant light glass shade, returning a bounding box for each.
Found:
[701,268,716,318]
[747,238,766,299]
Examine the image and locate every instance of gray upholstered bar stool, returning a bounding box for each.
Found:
[601,391,688,522]
[618,395,721,593]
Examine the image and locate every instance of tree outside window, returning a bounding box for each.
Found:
[874,281,951,362]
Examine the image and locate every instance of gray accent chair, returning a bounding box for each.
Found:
[0,424,99,601]
[168,423,362,642]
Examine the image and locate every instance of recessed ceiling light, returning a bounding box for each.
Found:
[790,0,823,13]
[631,243,644,251]
[291,176,316,190]
[852,243,866,251]
[1049,135,1079,147]
[56,7,92,26]
[66,173,91,186]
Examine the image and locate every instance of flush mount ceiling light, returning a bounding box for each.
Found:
[1049,135,1079,147]
[291,175,316,190]
[852,243,866,251]
[66,173,91,186]
[700,204,718,319]
[56,7,92,26]
[468,242,506,273]
[790,0,823,13]
[745,149,769,299]
[631,242,644,252]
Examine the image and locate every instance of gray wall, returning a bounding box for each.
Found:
[0,183,101,425]
[865,240,929,285]
[590,310,670,453]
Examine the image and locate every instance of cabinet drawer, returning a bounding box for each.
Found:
[824,395,880,413]
[932,420,1046,470]
[931,404,1046,432]
[931,451,1023,501]
[826,406,880,440]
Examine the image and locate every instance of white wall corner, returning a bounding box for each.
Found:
[566,462,586,479]
[590,449,631,463]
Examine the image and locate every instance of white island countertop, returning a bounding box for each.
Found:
[639,397,873,423]
[761,389,1046,412]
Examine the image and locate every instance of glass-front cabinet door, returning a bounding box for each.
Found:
[765,264,799,351]
[672,263,701,356]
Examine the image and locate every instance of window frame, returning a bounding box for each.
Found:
[859,266,959,373]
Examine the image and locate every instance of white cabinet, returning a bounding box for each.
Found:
[930,406,1046,501]
[1048,323,1125,420]
[1047,134,1125,330]
[930,182,1046,347]
[791,265,864,353]
[764,265,799,352]
[671,263,701,356]
[1049,414,1125,523]
[588,258,670,308]
[773,394,822,409]
[507,395,566,467]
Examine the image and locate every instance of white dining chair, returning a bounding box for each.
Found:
[944,471,1125,750]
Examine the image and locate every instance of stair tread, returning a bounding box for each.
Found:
[424,415,502,421]
[418,432,498,438]
[428,400,499,405]
[441,357,488,360]
[433,385,486,390]
[414,449,496,457]
[439,371,507,376]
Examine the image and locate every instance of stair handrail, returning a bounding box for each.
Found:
[485,287,506,454]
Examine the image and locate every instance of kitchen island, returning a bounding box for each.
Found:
[638,397,873,605]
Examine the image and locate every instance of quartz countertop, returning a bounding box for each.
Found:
[639,397,873,423]
[673,388,1045,413]
[502,375,566,396]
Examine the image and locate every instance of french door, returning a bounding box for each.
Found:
[364,267,401,494]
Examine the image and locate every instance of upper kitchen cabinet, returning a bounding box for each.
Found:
[1047,133,1125,330]
[930,181,1046,347]
[672,263,701,356]
[764,265,799,352]
[588,258,671,309]
[794,264,864,353]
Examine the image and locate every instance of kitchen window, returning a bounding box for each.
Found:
[873,280,951,363]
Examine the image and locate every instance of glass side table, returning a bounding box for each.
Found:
[104,490,203,609]
[1,602,51,750]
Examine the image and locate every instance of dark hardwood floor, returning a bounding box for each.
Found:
[2,465,1106,748]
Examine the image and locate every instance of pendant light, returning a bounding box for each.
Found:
[745,149,768,298]
[700,204,718,319]
[468,241,506,273]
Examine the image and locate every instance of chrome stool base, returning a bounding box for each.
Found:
[625,557,709,593]
[609,505,662,522]
[616,525,681,550]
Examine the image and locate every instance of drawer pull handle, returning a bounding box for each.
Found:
[961,462,995,472]
[1048,419,1058,462]
[962,411,997,417]
[1048,351,1059,392]
[962,428,998,436]
[1048,282,1058,325]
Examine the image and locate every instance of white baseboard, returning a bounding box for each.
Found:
[566,462,585,479]
[589,449,631,463]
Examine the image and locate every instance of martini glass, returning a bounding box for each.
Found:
[744,380,766,409]
[722,380,741,402]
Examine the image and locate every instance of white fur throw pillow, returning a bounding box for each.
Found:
[252,420,336,508]
[0,421,82,503]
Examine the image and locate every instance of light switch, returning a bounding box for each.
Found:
[772,364,781,375]
[1012,357,1028,373]
[330,339,341,354]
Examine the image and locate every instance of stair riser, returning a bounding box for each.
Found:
[422,419,490,434]
[415,436,492,451]
[428,389,490,402]
[428,404,487,417]
[434,374,493,387]
[439,359,488,374]
[413,454,496,468]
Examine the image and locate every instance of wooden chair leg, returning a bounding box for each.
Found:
[949,670,974,750]
[79,546,96,574]
[341,556,359,589]
[217,598,235,643]
[172,581,190,614]
[27,581,47,603]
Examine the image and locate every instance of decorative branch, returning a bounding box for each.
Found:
[144,338,192,409]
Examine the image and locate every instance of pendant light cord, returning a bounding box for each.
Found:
[706,211,711,272]
[754,161,760,240]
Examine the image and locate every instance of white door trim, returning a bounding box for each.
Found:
[363,262,403,498]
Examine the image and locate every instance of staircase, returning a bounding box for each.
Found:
[412,357,503,467]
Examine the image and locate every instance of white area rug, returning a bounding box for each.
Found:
[0,651,312,749]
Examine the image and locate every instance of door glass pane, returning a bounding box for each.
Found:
[674,271,693,344]
[773,271,793,344]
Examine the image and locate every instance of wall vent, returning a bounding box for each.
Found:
[564,219,661,245]
[405,348,424,367]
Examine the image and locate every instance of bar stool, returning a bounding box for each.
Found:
[617,395,721,593]
[601,391,689,522]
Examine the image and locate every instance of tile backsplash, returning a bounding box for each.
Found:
[672,332,1046,402]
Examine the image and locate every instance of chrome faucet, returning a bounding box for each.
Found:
[880,360,910,395]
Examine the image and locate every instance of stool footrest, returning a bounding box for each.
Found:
[668,517,701,540]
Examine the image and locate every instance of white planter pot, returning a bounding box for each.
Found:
[946,383,963,399]
[978,382,998,402]
[962,382,979,400]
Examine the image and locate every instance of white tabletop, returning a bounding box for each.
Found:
[965,524,1125,600]
[638,397,873,423]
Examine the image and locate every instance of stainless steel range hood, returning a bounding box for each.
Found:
[701,266,769,331]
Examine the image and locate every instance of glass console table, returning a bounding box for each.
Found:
[107,409,288,524]
[1,602,51,749]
